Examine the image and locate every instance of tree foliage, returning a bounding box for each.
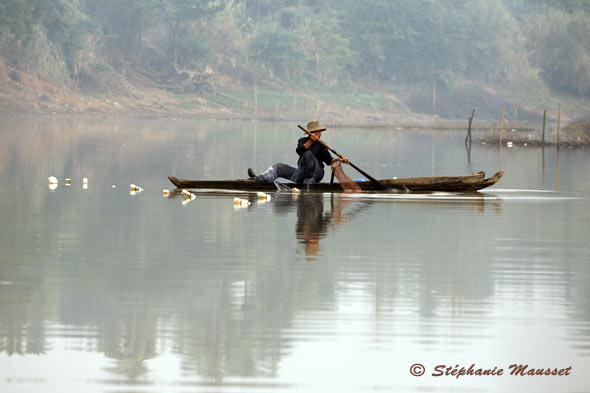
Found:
[524,9,590,95]
[0,0,588,96]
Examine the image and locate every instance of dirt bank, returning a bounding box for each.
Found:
[0,57,586,132]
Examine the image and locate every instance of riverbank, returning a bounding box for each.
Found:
[1,58,588,133]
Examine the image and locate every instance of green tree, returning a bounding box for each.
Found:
[160,0,226,69]
[85,0,161,56]
[524,9,590,95]
[249,23,303,79]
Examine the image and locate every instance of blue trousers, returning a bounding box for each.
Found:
[257,151,325,184]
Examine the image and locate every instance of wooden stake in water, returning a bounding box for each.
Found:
[499,105,504,170]
[542,109,547,146]
[542,109,547,172]
[557,103,561,146]
[433,80,436,109]
[556,144,560,191]
[254,70,258,116]
[499,105,504,135]
[465,108,475,146]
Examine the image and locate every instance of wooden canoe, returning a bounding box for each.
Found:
[168,171,503,192]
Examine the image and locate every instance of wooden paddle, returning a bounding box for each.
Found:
[297,125,390,191]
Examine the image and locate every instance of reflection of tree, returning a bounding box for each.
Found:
[0,283,50,356]
[0,226,52,357]
[174,273,302,381]
[101,309,157,379]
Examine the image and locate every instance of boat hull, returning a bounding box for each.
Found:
[168,171,503,192]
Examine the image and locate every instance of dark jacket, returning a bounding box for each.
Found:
[295,137,333,167]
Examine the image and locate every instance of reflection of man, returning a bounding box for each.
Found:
[295,194,352,258]
[296,195,330,257]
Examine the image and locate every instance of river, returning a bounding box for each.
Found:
[0,116,588,392]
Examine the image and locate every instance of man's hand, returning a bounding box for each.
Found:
[332,156,350,164]
[304,132,321,149]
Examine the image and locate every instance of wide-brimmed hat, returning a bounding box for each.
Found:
[307,120,326,133]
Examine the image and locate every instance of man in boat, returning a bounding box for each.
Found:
[247,120,349,184]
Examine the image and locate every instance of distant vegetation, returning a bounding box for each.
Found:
[0,0,588,116]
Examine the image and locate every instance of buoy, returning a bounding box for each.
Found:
[181,192,196,205]
[129,184,143,195]
[65,178,71,185]
[256,192,272,201]
[233,197,250,207]
[162,189,170,196]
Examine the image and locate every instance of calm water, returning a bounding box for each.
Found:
[1,117,589,393]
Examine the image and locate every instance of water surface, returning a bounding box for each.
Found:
[1,117,589,392]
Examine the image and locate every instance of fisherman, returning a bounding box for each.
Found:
[247,120,349,184]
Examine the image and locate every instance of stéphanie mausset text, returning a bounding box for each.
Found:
[432,364,572,379]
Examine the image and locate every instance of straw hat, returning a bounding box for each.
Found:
[307,120,326,133]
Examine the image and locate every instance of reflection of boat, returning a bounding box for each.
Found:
[168,171,503,192]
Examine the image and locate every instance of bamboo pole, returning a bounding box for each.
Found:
[431,133,435,175]
[557,103,561,146]
[500,105,504,135]
[542,109,547,146]
[254,70,258,116]
[465,108,475,146]
[542,109,546,174]
[556,103,561,190]
[499,105,503,170]
[556,144,560,191]
[433,80,436,109]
